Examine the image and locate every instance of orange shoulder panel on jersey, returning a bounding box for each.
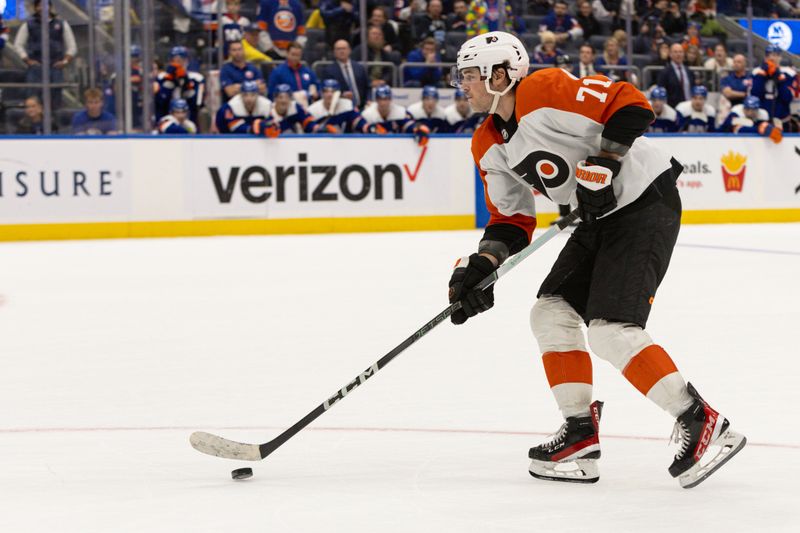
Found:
[471,119,537,241]
[515,68,652,125]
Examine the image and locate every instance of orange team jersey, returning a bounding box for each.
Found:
[471,68,673,239]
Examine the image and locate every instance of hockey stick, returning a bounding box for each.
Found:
[190,210,580,461]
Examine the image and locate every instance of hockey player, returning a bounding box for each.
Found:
[271,83,314,133]
[447,31,746,488]
[445,88,484,133]
[751,44,795,127]
[215,80,278,137]
[720,95,783,143]
[307,79,383,134]
[647,86,680,133]
[155,46,205,123]
[360,86,430,145]
[407,85,450,132]
[676,85,716,133]
[158,99,197,134]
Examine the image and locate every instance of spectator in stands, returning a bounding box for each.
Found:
[682,21,702,50]
[642,0,669,23]
[368,7,399,50]
[321,0,360,46]
[751,44,795,126]
[704,43,733,75]
[216,80,276,135]
[721,95,783,143]
[662,1,687,35]
[595,37,629,82]
[448,0,469,32]
[323,39,369,108]
[407,85,449,132]
[13,0,77,110]
[414,0,448,46]
[531,31,563,65]
[633,17,666,55]
[220,0,251,58]
[221,41,266,101]
[720,54,752,107]
[657,43,694,108]
[242,23,273,64]
[405,37,444,87]
[676,85,716,132]
[353,25,401,88]
[155,46,206,123]
[444,88,483,133]
[465,0,522,37]
[267,42,320,104]
[258,0,307,58]
[653,40,671,66]
[575,1,601,42]
[158,99,198,134]
[647,86,681,133]
[540,0,584,45]
[14,95,55,134]
[270,84,314,133]
[685,44,702,68]
[576,43,598,77]
[71,88,116,135]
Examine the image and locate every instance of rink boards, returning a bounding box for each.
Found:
[0,134,799,241]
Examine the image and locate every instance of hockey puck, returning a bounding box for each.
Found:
[231,467,253,480]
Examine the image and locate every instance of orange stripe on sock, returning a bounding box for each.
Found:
[622,344,679,396]
[542,350,593,388]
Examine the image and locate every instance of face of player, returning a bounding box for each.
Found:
[274,93,291,114]
[377,97,392,116]
[459,67,506,113]
[229,42,245,63]
[287,47,303,65]
[691,95,705,112]
[766,51,781,64]
[86,97,104,118]
[651,99,664,114]
[242,92,258,112]
[422,96,437,115]
[172,109,188,123]
[744,108,758,120]
[172,55,188,69]
[733,54,746,73]
[455,97,470,116]
[322,88,334,108]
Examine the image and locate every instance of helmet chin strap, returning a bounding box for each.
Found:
[485,77,517,115]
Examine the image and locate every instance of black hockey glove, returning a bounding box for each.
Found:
[448,253,496,325]
[575,156,622,223]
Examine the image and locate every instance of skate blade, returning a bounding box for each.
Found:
[529,458,599,484]
[679,430,747,489]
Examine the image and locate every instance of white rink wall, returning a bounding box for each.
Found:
[0,134,799,241]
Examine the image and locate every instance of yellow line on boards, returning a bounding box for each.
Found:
[680,209,800,224]
[0,215,476,242]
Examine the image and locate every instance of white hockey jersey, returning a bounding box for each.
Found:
[473,68,672,236]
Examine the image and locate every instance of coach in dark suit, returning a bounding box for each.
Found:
[322,39,370,108]
[657,43,694,108]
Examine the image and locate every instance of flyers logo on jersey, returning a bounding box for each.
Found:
[485,35,499,44]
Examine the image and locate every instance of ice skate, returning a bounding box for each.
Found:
[529,401,603,484]
[669,383,747,489]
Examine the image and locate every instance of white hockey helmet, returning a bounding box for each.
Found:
[451,31,530,113]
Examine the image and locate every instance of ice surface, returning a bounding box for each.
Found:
[1,224,798,532]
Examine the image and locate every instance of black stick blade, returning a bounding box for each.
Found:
[190,431,263,461]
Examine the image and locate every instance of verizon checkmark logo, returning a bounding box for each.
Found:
[403,145,428,182]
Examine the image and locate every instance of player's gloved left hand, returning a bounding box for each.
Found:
[758,121,783,144]
[414,124,430,146]
[252,118,280,138]
[448,254,497,325]
[575,156,621,223]
[367,123,387,134]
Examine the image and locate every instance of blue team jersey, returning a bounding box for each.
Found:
[155,70,205,122]
[648,103,681,133]
[720,71,752,99]
[158,115,197,134]
[719,104,770,133]
[306,98,368,133]
[267,62,319,99]
[444,104,484,134]
[675,101,716,132]
[406,101,449,132]
[220,62,264,100]
[271,101,313,133]
[215,93,274,134]
[258,0,306,50]
[71,110,116,135]
[361,103,416,133]
[751,64,796,120]
[220,13,250,57]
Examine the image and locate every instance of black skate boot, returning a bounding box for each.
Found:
[669,383,747,489]
[528,400,603,483]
